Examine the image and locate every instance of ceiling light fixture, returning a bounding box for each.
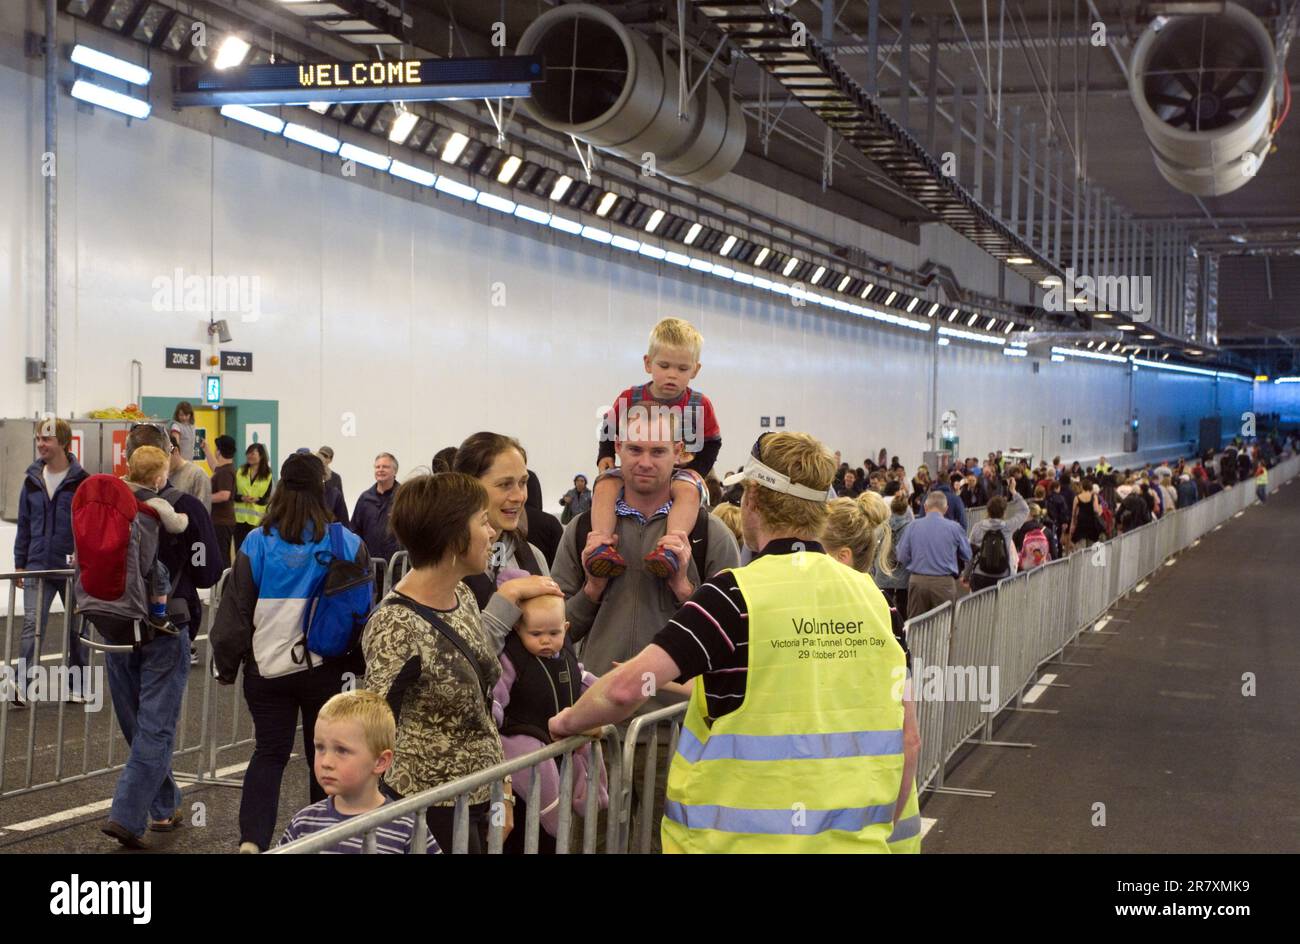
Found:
[388,108,418,145]
[496,155,522,184]
[214,35,251,70]
[441,131,469,163]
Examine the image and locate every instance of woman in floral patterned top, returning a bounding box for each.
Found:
[362,472,513,854]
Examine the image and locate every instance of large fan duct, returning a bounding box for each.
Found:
[1129,2,1277,197]
[517,4,746,186]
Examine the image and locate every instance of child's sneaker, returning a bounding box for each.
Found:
[147,615,181,637]
[643,545,680,579]
[585,544,627,579]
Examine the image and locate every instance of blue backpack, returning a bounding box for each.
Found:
[298,523,374,662]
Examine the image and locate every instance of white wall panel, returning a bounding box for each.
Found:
[0,60,1254,510]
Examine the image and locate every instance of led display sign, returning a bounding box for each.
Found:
[175,56,543,107]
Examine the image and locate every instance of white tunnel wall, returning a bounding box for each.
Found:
[0,60,1248,512]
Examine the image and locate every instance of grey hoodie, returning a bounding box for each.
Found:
[551,501,741,713]
[964,491,1030,579]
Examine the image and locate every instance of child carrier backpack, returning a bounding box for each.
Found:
[1018,528,1050,570]
[71,475,165,650]
[977,528,1010,575]
[296,522,374,663]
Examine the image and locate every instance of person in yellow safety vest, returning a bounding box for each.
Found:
[549,426,921,853]
[234,442,274,553]
[1096,457,1112,475]
[1255,462,1269,503]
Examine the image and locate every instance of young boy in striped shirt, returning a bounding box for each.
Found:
[278,690,438,854]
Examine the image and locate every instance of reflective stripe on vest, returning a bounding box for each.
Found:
[675,726,904,764]
[663,552,910,854]
[664,800,897,836]
[887,783,922,854]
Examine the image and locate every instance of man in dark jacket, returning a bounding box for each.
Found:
[1176,474,1199,508]
[101,423,222,848]
[11,418,89,704]
[350,452,402,572]
[932,474,968,530]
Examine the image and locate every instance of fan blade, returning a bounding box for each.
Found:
[1172,71,1200,95]
[1213,69,1247,96]
[1149,92,1191,107]
[1219,94,1255,111]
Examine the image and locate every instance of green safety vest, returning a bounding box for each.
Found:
[1256,467,1269,487]
[234,468,273,526]
[662,551,918,853]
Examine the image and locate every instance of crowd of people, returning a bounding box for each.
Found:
[813,438,1293,620]
[6,317,1296,854]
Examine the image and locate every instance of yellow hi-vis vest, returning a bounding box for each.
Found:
[234,469,273,526]
[1256,467,1269,488]
[662,551,917,853]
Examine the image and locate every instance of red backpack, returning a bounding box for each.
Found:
[72,475,161,647]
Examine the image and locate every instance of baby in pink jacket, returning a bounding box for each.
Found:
[491,589,608,853]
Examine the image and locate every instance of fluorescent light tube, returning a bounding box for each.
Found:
[70,45,151,85]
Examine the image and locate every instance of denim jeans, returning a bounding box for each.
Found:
[104,628,190,837]
[1257,485,1267,503]
[16,575,87,698]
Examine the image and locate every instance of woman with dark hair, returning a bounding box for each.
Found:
[234,442,273,551]
[362,473,509,854]
[450,434,562,637]
[430,446,459,474]
[211,452,370,853]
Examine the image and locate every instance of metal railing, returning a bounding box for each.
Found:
[271,726,622,854]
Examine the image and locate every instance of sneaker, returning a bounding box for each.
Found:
[66,693,87,705]
[190,645,199,667]
[239,841,260,854]
[102,820,148,850]
[147,615,181,637]
[643,545,680,579]
[585,543,627,579]
[7,694,25,711]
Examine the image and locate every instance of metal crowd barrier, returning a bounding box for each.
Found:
[383,550,410,596]
[272,726,622,854]
[1,569,215,800]
[966,505,989,530]
[618,703,688,854]
[905,602,951,793]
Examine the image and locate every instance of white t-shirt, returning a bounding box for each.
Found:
[43,465,69,499]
